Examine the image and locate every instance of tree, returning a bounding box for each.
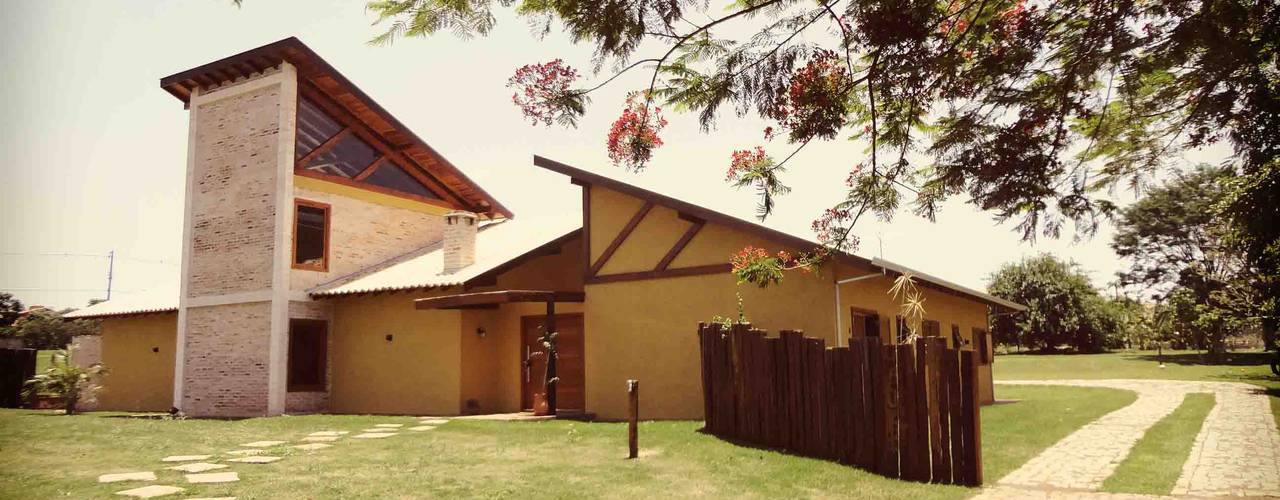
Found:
[1112,165,1264,355]
[987,254,1115,352]
[10,308,99,350]
[0,292,23,328]
[330,0,1277,284]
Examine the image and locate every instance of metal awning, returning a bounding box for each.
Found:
[413,290,585,310]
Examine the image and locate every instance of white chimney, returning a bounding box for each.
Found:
[443,210,478,272]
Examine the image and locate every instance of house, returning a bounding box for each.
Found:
[66,38,1025,420]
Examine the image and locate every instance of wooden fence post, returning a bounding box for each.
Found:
[628,379,639,459]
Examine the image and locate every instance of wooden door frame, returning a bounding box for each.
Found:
[519,313,584,410]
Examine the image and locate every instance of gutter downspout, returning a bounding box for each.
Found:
[834,272,884,347]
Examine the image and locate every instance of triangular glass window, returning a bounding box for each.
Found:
[303,133,379,178]
[364,163,441,200]
[296,98,343,160]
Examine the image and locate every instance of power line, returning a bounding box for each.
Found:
[4,288,139,293]
[0,252,176,266]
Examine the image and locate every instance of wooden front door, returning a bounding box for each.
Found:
[521,314,585,411]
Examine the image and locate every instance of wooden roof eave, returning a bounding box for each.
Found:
[159,37,513,219]
[414,290,586,310]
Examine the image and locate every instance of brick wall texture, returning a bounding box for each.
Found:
[182,302,273,417]
[290,187,445,290]
[188,83,282,297]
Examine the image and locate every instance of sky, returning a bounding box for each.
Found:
[0,0,1230,310]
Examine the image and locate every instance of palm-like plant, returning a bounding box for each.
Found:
[23,346,106,415]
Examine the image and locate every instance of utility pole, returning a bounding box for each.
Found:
[106,250,115,301]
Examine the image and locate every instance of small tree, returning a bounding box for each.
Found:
[988,254,1113,353]
[23,346,106,415]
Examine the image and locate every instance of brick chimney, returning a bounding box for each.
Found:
[443,210,478,272]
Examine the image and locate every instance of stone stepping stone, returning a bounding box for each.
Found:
[160,455,212,463]
[308,431,349,437]
[419,419,449,425]
[293,443,332,451]
[99,472,157,483]
[239,440,286,448]
[187,498,236,500]
[185,472,239,484]
[225,449,266,456]
[166,463,227,473]
[353,432,396,439]
[361,428,390,433]
[227,456,282,464]
[114,485,184,498]
[374,424,403,428]
[408,426,436,431]
[302,436,340,442]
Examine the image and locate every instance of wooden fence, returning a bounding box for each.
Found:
[697,323,982,485]
[0,348,37,408]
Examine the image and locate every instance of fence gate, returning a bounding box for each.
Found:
[0,348,37,408]
[697,323,982,486]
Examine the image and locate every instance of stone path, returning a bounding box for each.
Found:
[102,417,448,498]
[973,379,1280,498]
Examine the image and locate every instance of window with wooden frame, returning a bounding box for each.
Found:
[973,327,992,364]
[951,324,964,349]
[921,319,941,337]
[288,319,328,392]
[849,307,880,338]
[294,92,446,204]
[293,199,330,271]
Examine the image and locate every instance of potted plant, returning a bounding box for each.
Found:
[23,345,106,415]
[529,328,559,416]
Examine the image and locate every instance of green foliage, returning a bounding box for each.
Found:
[353,0,1278,258]
[8,308,99,350]
[0,293,22,328]
[988,254,1121,353]
[1113,165,1265,354]
[23,346,106,415]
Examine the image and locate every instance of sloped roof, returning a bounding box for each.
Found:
[160,37,512,219]
[310,216,581,297]
[63,285,179,319]
[533,155,1026,312]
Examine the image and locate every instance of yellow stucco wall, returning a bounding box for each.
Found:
[460,235,584,414]
[329,233,585,416]
[97,314,176,412]
[327,293,462,415]
[583,185,996,419]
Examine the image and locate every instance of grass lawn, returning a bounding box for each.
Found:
[1101,393,1215,495]
[994,349,1280,426]
[0,384,1132,499]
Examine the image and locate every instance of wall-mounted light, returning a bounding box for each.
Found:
[152,347,160,353]
[384,334,394,342]
[476,327,487,339]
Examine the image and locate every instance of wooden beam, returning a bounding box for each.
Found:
[655,218,704,271]
[589,201,653,277]
[414,290,586,310]
[297,83,469,209]
[581,183,592,280]
[295,128,352,170]
[353,155,388,181]
[587,263,731,285]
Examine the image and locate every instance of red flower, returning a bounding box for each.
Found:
[726,146,769,181]
[607,92,669,171]
[764,50,851,143]
[507,60,579,127]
